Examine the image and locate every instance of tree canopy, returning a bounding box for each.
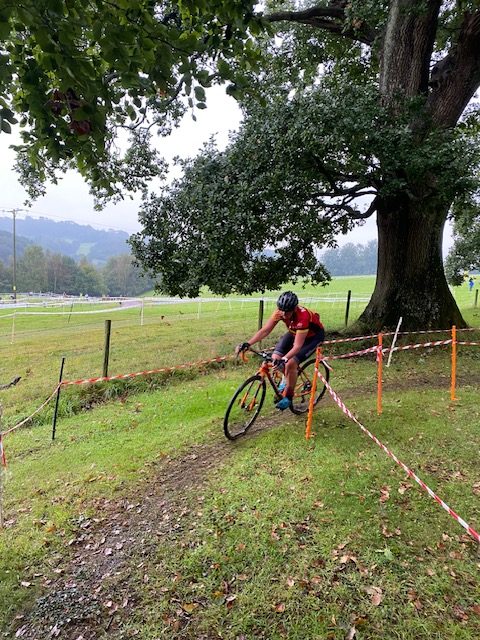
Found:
[3,1,480,329]
[1,0,263,203]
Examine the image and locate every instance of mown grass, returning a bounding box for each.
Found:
[122,377,480,639]
[0,277,479,636]
[0,277,477,429]
[0,371,235,624]
[1,340,479,637]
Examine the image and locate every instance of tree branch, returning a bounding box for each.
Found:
[427,10,480,127]
[321,195,378,220]
[0,376,21,390]
[266,5,377,46]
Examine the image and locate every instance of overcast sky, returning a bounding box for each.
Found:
[0,85,452,252]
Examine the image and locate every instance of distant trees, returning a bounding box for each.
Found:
[321,241,377,277]
[46,253,78,294]
[445,202,480,286]
[74,258,105,297]
[103,254,153,297]
[17,246,48,292]
[0,247,154,296]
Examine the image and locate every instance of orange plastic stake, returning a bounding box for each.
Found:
[451,325,457,401]
[305,348,320,439]
[377,333,383,415]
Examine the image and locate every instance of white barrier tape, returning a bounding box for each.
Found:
[324,346,379,361]
[1,385,60,437]
[316,372,480,544]
[2,306,138,317]
[324,328,478,347]
[384,339,452,354]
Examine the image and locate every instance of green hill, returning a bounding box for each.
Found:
[0,216,130,265]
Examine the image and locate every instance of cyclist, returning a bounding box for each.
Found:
[235,291,324,410]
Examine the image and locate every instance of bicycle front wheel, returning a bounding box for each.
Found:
[224,375,266,440]
[290,359,330,415]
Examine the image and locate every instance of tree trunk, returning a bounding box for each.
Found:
[357,198,466,331]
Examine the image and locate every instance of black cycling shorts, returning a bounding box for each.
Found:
[273,329,325,363]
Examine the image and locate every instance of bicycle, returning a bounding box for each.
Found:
[224,346,330,440]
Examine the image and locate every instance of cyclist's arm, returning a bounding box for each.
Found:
[245,316,279,346]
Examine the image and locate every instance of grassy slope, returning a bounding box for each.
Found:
[132,387,480,639]
[0,279,479,636]
[0,276,476,426]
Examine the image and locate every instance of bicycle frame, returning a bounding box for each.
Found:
[224,346,331,439]
[240,349,283,397]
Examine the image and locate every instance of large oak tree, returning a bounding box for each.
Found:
[2,1,480,329]
[131,1,480,330]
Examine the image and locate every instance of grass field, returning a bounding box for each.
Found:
[0,277,479,638]
[0,276,477,428]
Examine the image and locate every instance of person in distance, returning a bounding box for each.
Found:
[235,291,325,410]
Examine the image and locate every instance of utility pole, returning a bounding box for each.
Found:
[0,208,19,301]
[12,208,17,302]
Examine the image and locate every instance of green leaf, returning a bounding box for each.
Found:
[0,117,12,133]
[194,86,206,102]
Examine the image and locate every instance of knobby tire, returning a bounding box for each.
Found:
[224,375,266,440]
[290,359,329,415]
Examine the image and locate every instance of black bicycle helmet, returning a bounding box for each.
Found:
[277,291,298,312]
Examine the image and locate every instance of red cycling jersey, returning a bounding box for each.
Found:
[270,306,324,338]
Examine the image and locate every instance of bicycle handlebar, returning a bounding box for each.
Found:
[242,346,274,362]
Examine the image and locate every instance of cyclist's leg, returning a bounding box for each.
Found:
[295,328,325,364]
[281,330,325,406]
[271,334,293,405]
[272,332,294,358]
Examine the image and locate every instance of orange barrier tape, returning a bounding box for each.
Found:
[61,356,232,387]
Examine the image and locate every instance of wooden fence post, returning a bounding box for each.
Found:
[344,290,352,327]
[258,299,264,331]
[52,356,66,441]
[103,319,112,378]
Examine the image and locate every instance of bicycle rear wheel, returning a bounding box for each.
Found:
[290,359,330,415]
[224,375,267,440]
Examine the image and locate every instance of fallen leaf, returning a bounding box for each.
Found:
[398,481,413,495]
[452,605,468,621]
[379,486,390,503]
[274,602,286,613]
[181,603,198,614]
[365,586,383,606]
[345,626,357,639]
[225,594,237,609]
[20,581,31,588]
